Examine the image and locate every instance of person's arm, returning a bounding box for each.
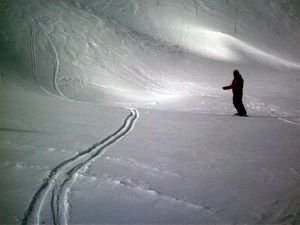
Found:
[222,84,232,90]
[222,81,233,90]
[223,79,236,90]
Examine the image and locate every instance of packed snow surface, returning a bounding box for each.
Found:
[1,0,300,224]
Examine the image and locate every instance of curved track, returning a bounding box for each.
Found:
[22,108,139,225]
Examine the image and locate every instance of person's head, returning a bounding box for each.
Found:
[233,70,241,79]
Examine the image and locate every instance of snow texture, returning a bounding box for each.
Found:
[1,0,300,224]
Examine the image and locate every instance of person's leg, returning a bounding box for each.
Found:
[239,99,247,116]
[233,96,247,116]
[233,96,239,114]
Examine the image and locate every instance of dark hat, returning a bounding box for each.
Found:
[233,70,240,76]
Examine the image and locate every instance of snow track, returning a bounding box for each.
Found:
[30,20,64,98]
[21,108,139,225]
[30,25,49,95]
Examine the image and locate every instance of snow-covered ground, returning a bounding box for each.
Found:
[1,0,300,224]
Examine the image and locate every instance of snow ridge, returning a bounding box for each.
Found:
[21,108,139,225]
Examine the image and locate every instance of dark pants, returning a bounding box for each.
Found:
[233,95,247,115]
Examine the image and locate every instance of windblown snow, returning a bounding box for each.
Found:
[1,0,300,224]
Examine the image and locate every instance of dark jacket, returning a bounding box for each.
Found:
[223,74,244,97]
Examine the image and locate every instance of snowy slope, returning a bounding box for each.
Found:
[1,0,300,224]
[2,0,300,106]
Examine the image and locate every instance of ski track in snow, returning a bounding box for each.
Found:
[39,22,64,98]
[277,117,300,127]
[30,25,50,96]
[78,172,223,222]
[21,108,139,225]
[104,155,183,178]
[30,19,67,99]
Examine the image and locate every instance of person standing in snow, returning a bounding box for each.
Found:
[222,70,247,116]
